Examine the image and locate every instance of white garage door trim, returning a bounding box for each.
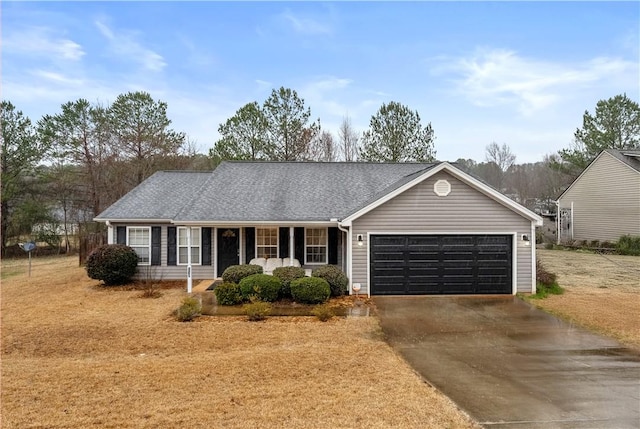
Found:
[366,231,518,297]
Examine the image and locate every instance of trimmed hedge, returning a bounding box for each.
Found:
[85,244,139,285]
[312,265,349,297]
[290,277,331,304]
[239,274,282,302]
[272,266,306,299]
[222,264,263,284]
[214,282,243,305]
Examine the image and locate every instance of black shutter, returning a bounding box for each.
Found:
[116,226,126,245]
[294,227,305,263]
[202,227,212,266]
[245,227,255,261]
[167,227,177,266]
[151,227,161,266]
[328,227,338,265]
[279,227,289,258]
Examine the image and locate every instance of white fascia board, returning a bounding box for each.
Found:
[93,218,172,223]
[342,162,543,226]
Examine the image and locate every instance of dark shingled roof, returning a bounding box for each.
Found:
[96,162,437,222]
[95,171,211,221]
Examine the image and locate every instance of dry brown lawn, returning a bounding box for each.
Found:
[1,256,477,429]
[535,249,640,348]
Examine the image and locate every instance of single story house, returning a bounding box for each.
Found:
[95,161,542,296]
[557,149,640,243]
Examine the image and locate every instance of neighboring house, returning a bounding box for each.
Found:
[557,149,640,244]
[95,161,542,296]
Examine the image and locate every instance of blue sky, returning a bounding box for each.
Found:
[3,1,639,163]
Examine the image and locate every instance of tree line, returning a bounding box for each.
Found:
[2,89,638,256]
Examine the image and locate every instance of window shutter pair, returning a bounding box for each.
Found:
[116,226,161,265]
[167,227,211,266]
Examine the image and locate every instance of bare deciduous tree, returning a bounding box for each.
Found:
[338,115,359,161]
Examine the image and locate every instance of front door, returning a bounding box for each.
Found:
[217,228,240,276]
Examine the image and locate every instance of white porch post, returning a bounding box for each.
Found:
[107,223,114,245]
[289,227,294,265]
[187,226,193,293]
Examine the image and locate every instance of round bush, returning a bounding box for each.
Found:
[272,266,306,299]
[214,282,243,305]
[239,274,282,302]
[312,265,349,297]
[85,244,139,285]
[222,264,263,284]
[290,277,331,304]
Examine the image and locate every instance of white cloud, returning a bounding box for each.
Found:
[30,70,85,87]
[95,20,166,72]
[3,26,85,61]
[434,48,638,116]
[280,9,332,35]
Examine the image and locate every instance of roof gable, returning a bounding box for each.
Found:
[557,149,640,202]
[341,162,542,226]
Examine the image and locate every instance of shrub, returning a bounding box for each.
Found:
[214,282,243,305]
[312,265,349,297]
[311,303,334,322]
[239,274,282,302]
[272,266,306,298]
[531,281,564,299]
[85,244,139,285]
[243,299,272,321]
[175,296,202,322]
[589,240,600,248]
[536,260,557,286]
[222,264,263,284]
[290,277,331,304]
[544,242,554,250]
[616,235,640,256]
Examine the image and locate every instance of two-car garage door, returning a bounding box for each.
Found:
[370,234,513,295]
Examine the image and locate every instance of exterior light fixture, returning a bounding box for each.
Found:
[522,234,530,246]
[357,234,364,246]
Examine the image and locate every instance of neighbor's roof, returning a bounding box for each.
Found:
[608,148,640,172]
[95,162,438,222]
[95,171,212,221]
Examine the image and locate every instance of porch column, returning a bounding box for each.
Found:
[107,223,114,245]
[187,226,193,293]
[289,227,294,265]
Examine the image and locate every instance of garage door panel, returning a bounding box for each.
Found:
[371,234,512,295]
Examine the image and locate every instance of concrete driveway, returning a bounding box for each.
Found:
[374,296,640,429]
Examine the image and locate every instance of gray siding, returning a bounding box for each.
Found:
[351,171,533,294]
[112,223,215,281]
[558,152,640,242]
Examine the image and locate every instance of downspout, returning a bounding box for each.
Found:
[337,222,351,293]
[555,200,560,245]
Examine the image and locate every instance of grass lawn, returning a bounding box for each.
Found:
[534,249,640,349]
[1,255,477,428]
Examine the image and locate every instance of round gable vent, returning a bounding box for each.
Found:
[433,179,451,197]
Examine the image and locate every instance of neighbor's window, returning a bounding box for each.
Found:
[178,227,201,265]
[305,228,327,264]
[256,227,278,259]
[127,227,150,265]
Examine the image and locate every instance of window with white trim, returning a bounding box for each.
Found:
[305,228,327,264]
[178,227,201,265]
[256,227,278,259]
[127,227,151,265]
